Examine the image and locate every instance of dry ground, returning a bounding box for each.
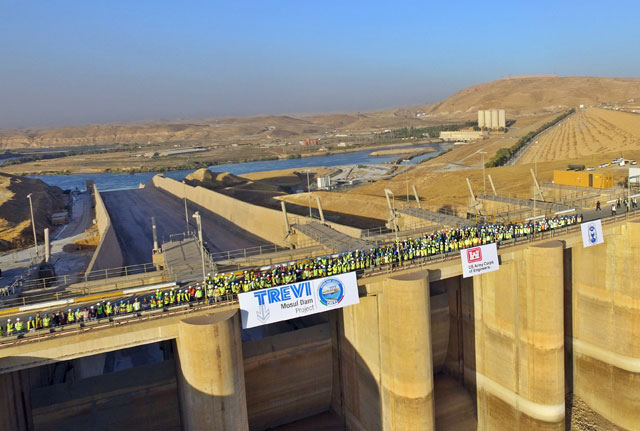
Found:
[519,108,640,164]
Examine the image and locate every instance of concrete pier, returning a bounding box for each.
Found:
[571,220,640,429]
[176,310,248,431]
[380,271,435,430]
[474,240,565,430]
[339,270,435,430]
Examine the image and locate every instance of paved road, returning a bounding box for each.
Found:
[0,192,94,288]
[102,186,271,266]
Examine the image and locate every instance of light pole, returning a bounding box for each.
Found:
[192,211,206,280]
[182,181,190,235]
[534,141,539,177]
[479,151,487,195]
[306,171,312,218]
[26,193,38,256]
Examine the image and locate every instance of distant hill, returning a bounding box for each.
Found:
[2,76,640,149]
[425,76,640,117]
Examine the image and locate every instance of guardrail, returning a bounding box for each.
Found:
[17,262,159,293]
[208,244,291,262]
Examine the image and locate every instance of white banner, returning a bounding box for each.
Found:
[460,243,500,278]
[239,272,360,329]
[581,219,604,247]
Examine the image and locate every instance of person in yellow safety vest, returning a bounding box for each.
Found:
[27,316,35,332]
[126,301,133,313]
[67,309,75,324]
[6,319,14,336]
[75,309,82,322]
[207,285,214,304]
[15,318,24,333]
[195,285,203,302]
[163,292,170,307]
[155,289,162,301]
[133,298,141,312]
[169,288,176,305]
[105,302,113,317]
[35,312,42,329]
[149,297,156,309]
[43,314,51,328]
[184,289,191,302]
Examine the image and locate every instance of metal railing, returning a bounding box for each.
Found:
[2,210,640,346]
[208,244,291,262]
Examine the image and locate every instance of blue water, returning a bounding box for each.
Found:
[32,143,446,192]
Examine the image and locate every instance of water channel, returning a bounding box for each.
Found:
[31,142,448,191]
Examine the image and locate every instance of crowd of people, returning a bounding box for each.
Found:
[1,213,581,337]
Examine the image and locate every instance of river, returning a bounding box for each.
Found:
[31,143,448,191]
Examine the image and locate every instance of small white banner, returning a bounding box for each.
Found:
[460,243,500,278]
[581,219,604,248]
[239,272,360,329]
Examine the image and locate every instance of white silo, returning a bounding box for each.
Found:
[498,109,506,128]
[484,110,491,128]
[478,111,485,128]
[490,109,499,129]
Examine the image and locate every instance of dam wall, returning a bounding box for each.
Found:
[151,174,363,248]
[85,184,124,274]
[1,217,640,430]
[570,220,640,429]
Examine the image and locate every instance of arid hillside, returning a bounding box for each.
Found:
[0,173,67,251]
[3,76,639,151]
[424,76,640,118]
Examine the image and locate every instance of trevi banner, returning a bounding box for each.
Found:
[239,271,360,329]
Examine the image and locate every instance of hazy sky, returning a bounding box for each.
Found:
[1,0,638,129]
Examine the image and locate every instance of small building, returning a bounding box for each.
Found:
[440,130,488,142]
[553,170,613,189]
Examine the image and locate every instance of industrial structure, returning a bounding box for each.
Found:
[439,130,487,142]
[477,109,506,129]
[1,174,639,431]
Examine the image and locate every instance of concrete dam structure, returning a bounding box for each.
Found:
[1,218,639,430]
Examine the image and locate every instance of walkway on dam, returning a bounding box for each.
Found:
[397,207,469,227]
[478,193,573,213]
[292,222,373,253]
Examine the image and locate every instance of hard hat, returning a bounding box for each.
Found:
[107,302,110,304]
[7,318,11,322]
[29,316,33,319]
[44,314,47,317]
[16,318,20,321]
[90,306,94,309]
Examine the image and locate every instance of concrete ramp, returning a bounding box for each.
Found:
[162,237,214,281]
[478,194,573,213]
[292,222,372,253]
[398,207,469,228]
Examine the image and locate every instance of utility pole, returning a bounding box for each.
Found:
[192,211,206,280]
[26,193,38,256]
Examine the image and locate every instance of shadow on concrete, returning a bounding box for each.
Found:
[0,354,181,431]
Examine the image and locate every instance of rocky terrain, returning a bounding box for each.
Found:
[0,173,68,251]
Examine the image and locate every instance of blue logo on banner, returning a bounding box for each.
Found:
[588,225,598,244]
[318,278,345,306]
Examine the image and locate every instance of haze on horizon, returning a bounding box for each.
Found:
[1,0,639,129]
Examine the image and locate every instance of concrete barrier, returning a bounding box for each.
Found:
[151,174,363,247]
[85,184,124,274]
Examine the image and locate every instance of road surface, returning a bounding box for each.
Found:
[102,186,271,266]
